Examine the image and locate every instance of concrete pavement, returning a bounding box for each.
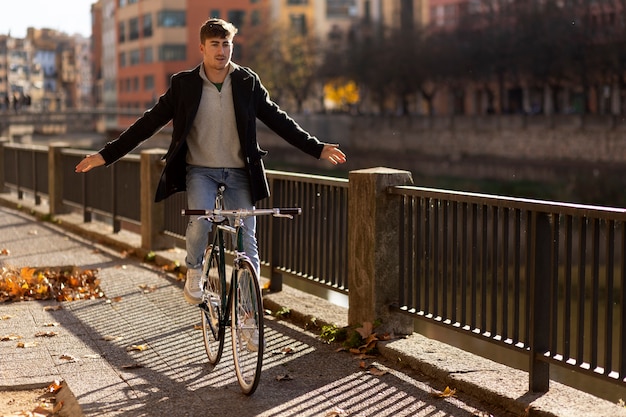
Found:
[0,197,625,417]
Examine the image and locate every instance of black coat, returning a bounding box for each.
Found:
[99,64,324,203]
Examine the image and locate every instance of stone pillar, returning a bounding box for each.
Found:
[348,167,414,335]
[140,149,167,250]
[48,142,70,215]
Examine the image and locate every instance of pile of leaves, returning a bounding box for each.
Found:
[0,266,103,302]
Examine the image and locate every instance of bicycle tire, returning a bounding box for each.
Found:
[201,244,225,365]
[231,259,264,395]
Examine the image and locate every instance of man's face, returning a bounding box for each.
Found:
[200,36,233,71]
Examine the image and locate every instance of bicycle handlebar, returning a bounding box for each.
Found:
[181,208,302,217]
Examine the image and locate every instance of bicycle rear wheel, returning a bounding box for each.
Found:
[231,259,264,395]
[201,244,225,365]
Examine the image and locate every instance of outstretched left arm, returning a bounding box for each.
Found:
[320,144,347,165]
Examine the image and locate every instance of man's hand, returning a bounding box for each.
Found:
[321,144,346,165]
[75,153,105,173]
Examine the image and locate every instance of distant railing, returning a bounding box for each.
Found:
[0,139,623,395]
[390,186,626,390]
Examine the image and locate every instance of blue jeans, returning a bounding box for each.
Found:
[184,166,259,276]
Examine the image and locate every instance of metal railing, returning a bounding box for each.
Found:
[1,140,624,393]
[1,141,348,293]
[160,168,349,292]
[390,186,626,388]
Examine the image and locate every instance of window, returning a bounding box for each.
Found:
[118,0,126,7]
[143,14,153,37]
[129,49,140,65]
[133,77,139,91]
[287,0,307,4]
[143,46,153,63]
[118,52,126,67]
[251,10,260,26]
[118,22,126,43]
[210,9,220,18]
[290,14,307,35]
[144,75,155,91]
[158,10,186,27]
[227,10,245,30]
[159,44,186,61]
[129,18,139,41]
[326,0,356,18]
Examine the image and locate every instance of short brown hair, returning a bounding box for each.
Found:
[200,19,238,43]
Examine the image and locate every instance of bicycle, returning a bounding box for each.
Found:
[182,185,301,395]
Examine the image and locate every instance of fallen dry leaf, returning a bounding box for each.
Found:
[42,322,59,327]
[355,353,377,360]
[368,366,388,376]
[276,374,293,381]
[102,335,121,341]
[272,347,294,355]
[52,400,64,414]
[1,248,10,255]
[127,344,149,352]
[0,266,103,302]
[138,284,157,293]
[325,407,349,417]
[1,334,21,341]
[355,322,374,339]
[0,314,14,320]
[43,306,62,311]
[17,341,37,348]
[431,386,456,398]
[47,380,63,393]
[59,354,76,361]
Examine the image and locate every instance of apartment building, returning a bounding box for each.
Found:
[90,0,432,123]
[0,28,85,112]
[0,36,8,110]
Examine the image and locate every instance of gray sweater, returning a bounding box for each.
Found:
[185,63,245,168]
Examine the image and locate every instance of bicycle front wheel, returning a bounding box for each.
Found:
[201,244,225,365]
[231,259,264,395]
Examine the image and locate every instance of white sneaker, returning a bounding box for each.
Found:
[184,268,203,305]
[241,318,261,352]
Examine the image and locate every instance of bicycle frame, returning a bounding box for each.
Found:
[201,215,251,332]
[182,191,300,395]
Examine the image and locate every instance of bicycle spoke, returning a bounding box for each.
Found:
[231,260,264,395]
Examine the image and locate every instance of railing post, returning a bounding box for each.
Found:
[48,142,70,215]
[140,149,167,250]
[348,167,414,335]
[269,177,283,292]
[0,138,7,193]
[529,211,552,392]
